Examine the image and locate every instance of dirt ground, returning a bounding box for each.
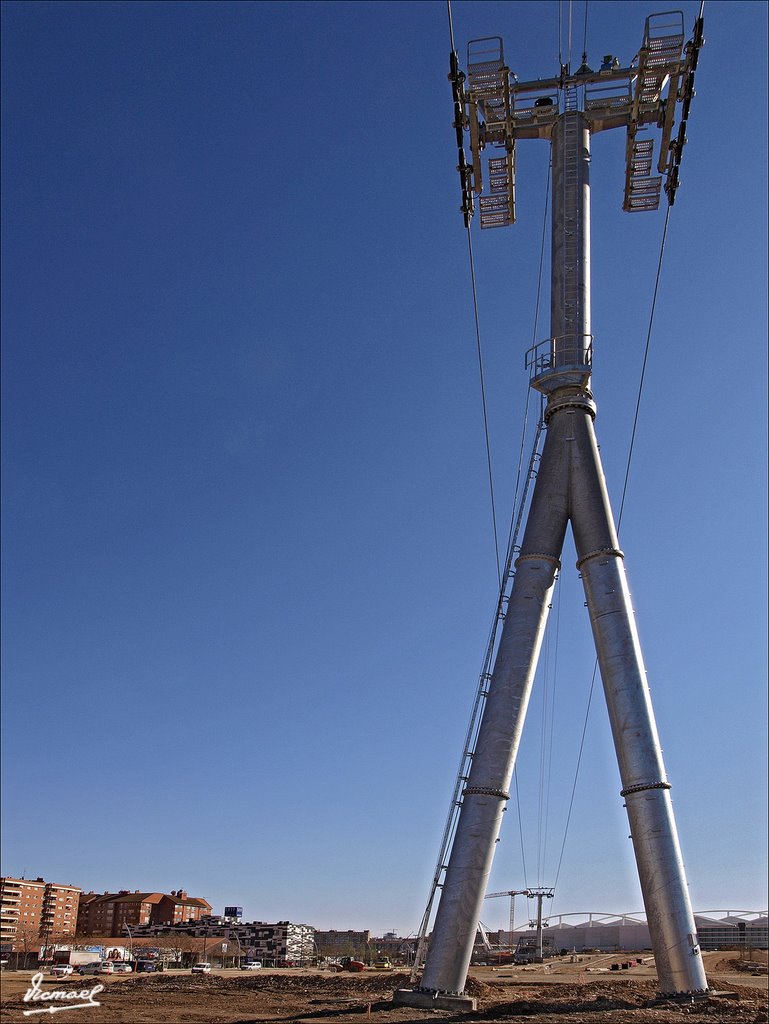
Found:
[1,953,766,1024]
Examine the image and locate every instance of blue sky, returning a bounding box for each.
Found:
[2,0,766,938]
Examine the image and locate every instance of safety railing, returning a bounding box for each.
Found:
[525,334,593,392]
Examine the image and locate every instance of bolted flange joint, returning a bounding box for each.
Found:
[620,781,672,797]
[544,388,596,423]
[515,553,562,570]
[463,786,510,800]
[576,546,624,570]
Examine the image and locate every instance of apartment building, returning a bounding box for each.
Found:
[0,876,80,948]
[131,916,316,965]
[77,889,211,937]
[314,929,371,959]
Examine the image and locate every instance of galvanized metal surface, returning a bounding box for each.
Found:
[551,114,591,361]
[415,94,707,997]
[415,10,710,995]
[419,550,562,995]
[569,410,707,995]
[418,393,707,996]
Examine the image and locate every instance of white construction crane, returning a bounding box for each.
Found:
[483,889,529,952]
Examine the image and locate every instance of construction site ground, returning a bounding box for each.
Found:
[1,951,766,1023]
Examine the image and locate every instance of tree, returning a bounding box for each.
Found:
[156,933,198,967]
[45,926,77,955]
[12,921,41,969]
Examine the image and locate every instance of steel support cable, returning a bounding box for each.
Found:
[537,622,549,884]
[553,203,674,893]
[617,204,671,529]
[503,164,551,890]
[507,389,533,555]
[413,369,544,961]
[542,573,562,884]
[505,164,550,559]
[418,0,584,952]
[514,769,529,888]
[557,0,574,68]
[535,573,561,887]
[578,1,589,106]
[582,0,589,55]
[465,226,503,589]
[500,161,552,893]
[448,0,502,587]
[552,663,597,891]
[412,7,473,975]
[411,417,545,977]
[568,0,574,67]
[410,9,509,973]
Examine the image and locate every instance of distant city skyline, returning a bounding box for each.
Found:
[3,868,765,938]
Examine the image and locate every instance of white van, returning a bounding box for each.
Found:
[78,961,113,975]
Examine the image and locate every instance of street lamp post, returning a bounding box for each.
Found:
[122,924,133,963]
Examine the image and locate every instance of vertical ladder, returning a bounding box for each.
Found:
[410,419,545,980]
[560,112,580,364]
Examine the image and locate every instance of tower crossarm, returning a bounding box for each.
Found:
[451,9,704,227]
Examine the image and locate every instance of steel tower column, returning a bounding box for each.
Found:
[549,112,706,996]
[567,402,707,993]
[396,16,708,1005]
[399,16,708,1007]
[417,417,570,999]
[550,113,591,367]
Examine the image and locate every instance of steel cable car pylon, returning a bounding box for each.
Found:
[395,7,706,1012]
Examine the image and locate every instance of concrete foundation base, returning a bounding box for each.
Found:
[653,989,720,1004]
[393,988,477,1011]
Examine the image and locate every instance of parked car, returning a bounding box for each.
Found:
[191,962,212,974]
[79,958,114,974]
[77,963,107,975]
[50,964,74,977]
[240,961,262,970]
[136,961,157,973]
[111,963,133,973]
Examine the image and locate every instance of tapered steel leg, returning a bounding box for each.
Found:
[414,420,570,999]
[568,404,708,995]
